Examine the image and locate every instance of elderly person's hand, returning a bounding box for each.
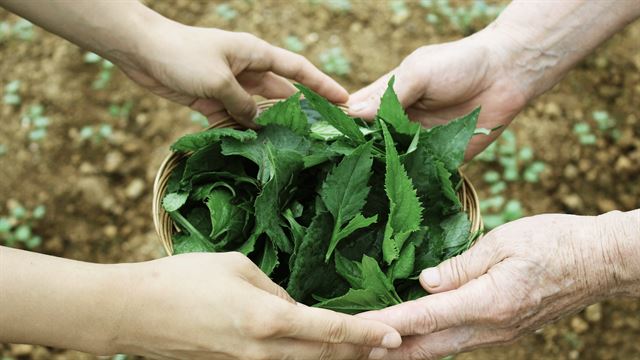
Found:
[349,0,640,160]
[357,210,640,359]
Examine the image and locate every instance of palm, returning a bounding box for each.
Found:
[350,40,527,159]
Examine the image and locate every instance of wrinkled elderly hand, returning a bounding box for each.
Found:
[358,210,640,360]
[114,252,402,360]
[348,29,526,159]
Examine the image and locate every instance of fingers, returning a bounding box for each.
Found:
[213,72,259,129]
[278,303,402,349]
[262,45,349,103]
[383,326,513,360]
[348,65,423,119]
[420,234,504,293]
[250,72,298,99]
[357,274,497,336]
[257,338,373,360]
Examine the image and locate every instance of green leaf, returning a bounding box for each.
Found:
[334,251,364,289]
[380,121,423,264]
[171,128,257,152]
[287,210,348,303]
[315,255,401,314]
[169,210,214,254]
[388,243,415,281]
[163,192,188,212]
[258,241,279,276]
[254,93,310,135]
[377,76,420,135]
[421,107,479,173]
[296,84,365,143]
[320,141,376,261]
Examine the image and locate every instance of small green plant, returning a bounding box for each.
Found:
[421,0,504,35]
[21,104,50,142]
[324,0,351,12]
[0,144,7,156]
[319,47,350,76]
[3,80,21,106]
[0,19,35,43]
[592,110,621,141]
[84,52,115,90]
[573,122,596,145]
[389,0,410,20]
[284,35,306,53]
[108,100,134,119]
[0,203,46,249]
[216,3,238,21]
[190,112,209,128]
[79,124,113,143]
[476,129,546,229]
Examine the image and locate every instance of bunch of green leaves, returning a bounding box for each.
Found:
[0,203,46,249]
[163,78,480,313]
[21,104,50,142]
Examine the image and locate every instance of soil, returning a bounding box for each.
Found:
[1,1,639,359]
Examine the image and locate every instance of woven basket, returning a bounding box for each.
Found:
[152,100,483,256]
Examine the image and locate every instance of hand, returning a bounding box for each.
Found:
[348,30,528,159]
[111,252,402,360]
[115,22,348,128]
[357,211,640,359]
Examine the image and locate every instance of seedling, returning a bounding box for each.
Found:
[284,35,306,53]
[3,80,21,106]
[319,47,351,76]
[84,52,115,90]
[421,0,504,35]
[0,19,35,43]
[390,0,410,19]
[79,124,113,143]
[21,104,50,142]
[0,202,46,250]
[108,101,133,119]
[216,3,238,21]
[0,144,7,156]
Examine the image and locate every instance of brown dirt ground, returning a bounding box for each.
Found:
[1,0,639,359]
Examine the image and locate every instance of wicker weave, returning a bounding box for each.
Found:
[152,100,483,256]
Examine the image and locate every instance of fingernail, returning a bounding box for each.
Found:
[369,348,387,359]
[421,268,441,288]
[381,332,401,348]
[350,102,369,112]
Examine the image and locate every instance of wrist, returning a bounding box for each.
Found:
[595,210,640,297]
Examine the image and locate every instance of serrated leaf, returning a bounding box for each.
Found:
[296,84,365,143]
[320,141,375,261]
[334,251,364,289]
[377,76,420,135]
[171,128,257,152]
[315,255,401,314]
[388,243,415,281]
[258,241,279,276]
[380,121,423,264]
[254,92,310,135]
[421,107,479,172]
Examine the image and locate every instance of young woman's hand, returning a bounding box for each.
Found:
[356,210,640,359]
[113,252,402,360]
[115,23,348,129]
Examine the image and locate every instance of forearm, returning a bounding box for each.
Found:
[596,209,640,297]
[483,0,640,101]
[0,0,165,67]
[0,246,130,354]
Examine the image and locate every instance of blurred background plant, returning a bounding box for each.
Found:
[0,201,46,250]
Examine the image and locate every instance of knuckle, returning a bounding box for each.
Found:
[409,307,438,334]
[318,343,337,360]
[324,318,347,343]
[407,345,438,360]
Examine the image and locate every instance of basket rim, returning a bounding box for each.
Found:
[152,100,483,256]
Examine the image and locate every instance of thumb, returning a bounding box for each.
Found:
[348,65,423,119]
[420,234,503,293]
